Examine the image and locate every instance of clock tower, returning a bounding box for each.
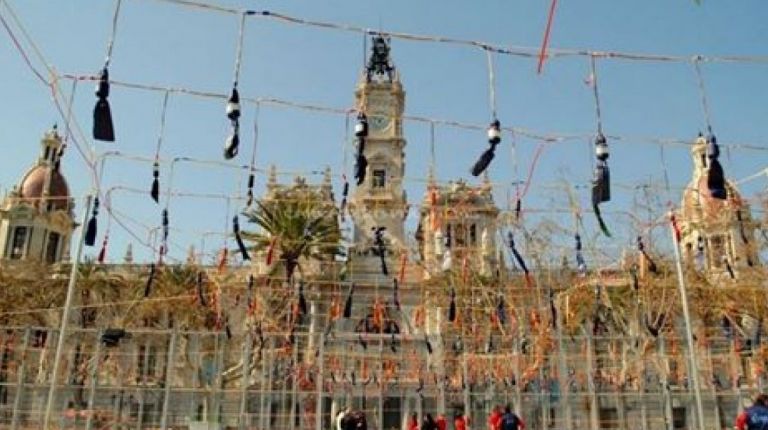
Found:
[349,35,408,252]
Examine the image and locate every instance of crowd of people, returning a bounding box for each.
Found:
[405,405,523,430]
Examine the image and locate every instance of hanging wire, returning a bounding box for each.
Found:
[658,145,671,197]
[103,0,123,67]
[62,79,78,153]
[692,56,713,134]
[485,47,497,120]
[244,101,261,207]
[154,90,171,158]
[429,120,436,174]
[232,10,247,87]
[589,54,603,136]
[342,111,351,176]
[150,0,768,65]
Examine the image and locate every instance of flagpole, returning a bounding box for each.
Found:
[669,212,705,429]
[43,193,93,429]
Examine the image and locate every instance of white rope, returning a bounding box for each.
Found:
[154,90,171,157]
[232,10,247,86]
[104,0,123,67]
[692,57,713,134]
[589,54,603,136]
[485,47,497,120]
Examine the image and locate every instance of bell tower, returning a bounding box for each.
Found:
[348,35,408,252]
[0,126,75,264]
[678,134,760,280]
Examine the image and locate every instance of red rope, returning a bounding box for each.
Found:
[537,0,559,74]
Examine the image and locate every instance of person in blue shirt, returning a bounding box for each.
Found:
[736,394,768,430]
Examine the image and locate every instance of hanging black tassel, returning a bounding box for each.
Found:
[225,321,232,340]
[592,202,611,237]
[161,208,169,244]
[355,112,368,138]
[514,198,522,221]
[724,257,735,279]
[354,143,368,185]
[298,282,308,316]
[392,278,401,311]
[144,263,156,298]
[424,334,433,354]
[226,87,241,121]
[93,67,115,142]
[506,232,529,275]
[343,284,355,318]
[340,179,349,221]
[84,197,100,246]
[471,120,500,176]
[575,234,586,274]
[549,289,558,329]
[196,272,207,307]
[224,122,240,160]
[150,162,160,203]
[232,215,250,261]
[496,296,507,326]
[373,227,388,275]
[706,134,727,200]
[390,333,397,353]
[246,173,255,207]
[448,288,456,322]
[471,142,498,177]
[637,236,657,274]
[591,133,611,237]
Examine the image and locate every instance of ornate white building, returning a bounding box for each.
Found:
[678,134,760,280]
[0,126,75,265]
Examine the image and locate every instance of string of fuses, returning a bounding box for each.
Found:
[57,72,768,153]
[0,0,175,265]
[2,268,765,321]
[53,69,768,256]
[5,0,766,273]
[129,0,765,241]
[145,0,768,65]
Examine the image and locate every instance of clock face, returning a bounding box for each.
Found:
[369,114,391,133]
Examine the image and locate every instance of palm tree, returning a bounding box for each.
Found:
[242,198,342,281]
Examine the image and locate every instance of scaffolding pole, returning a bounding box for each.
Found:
[239,332,253,430]
[42,194,93,430]
[84,330,103,430]
[160,330,177,430]
[10,328,31,430]
[315,334,324,430]
[670,219,706,430]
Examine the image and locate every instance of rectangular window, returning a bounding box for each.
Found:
[599,407,618,429]
[9,226,28,259]
[710,235,725,268]
[45,232,60,263]
[672,407,686,429]
[372,169,386,188]
[137,345,158,380]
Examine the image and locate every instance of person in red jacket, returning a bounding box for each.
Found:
[407,412,419,430]
[489,406,503,430]
[453,412,468,430]
[736,394,768,430]
[435,413,447,430]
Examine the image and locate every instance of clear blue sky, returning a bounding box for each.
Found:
[1,0,767,265]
